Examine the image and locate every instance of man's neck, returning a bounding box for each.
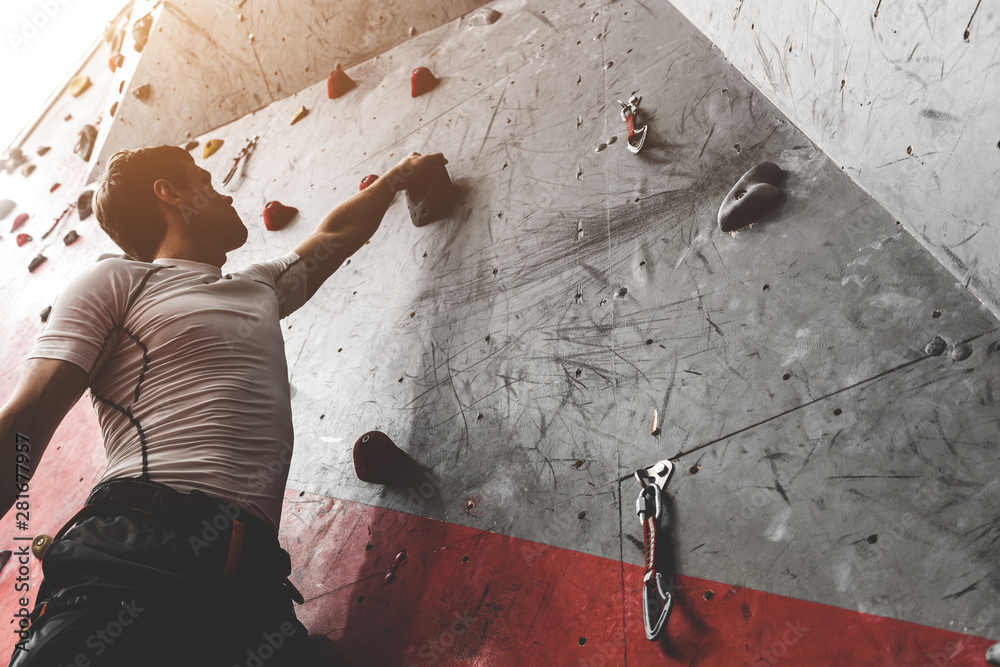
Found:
[153,239,227,267]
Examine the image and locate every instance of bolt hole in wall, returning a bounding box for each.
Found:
[689,465,700,475]
[833,408,842,416]
[579,637,587,646]
[704,590,715,601]
[932,309,942,319]
[782,372,791,381]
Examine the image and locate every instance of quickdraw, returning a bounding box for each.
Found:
[619,95,648,154]
[635,459,674,640]
[223,135,260,186]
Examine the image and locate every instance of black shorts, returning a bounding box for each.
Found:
[7,479,328,667]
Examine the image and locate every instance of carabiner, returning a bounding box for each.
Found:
[635,459,674,492]
[642,571,673,640]
[635,483,662,522]
[618,95,648,154]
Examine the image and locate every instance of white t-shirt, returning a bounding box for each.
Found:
[29,253,311,532]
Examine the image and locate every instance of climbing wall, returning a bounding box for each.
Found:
[667,0,1000,320]
[91,0,491,181]
[1,0,999,664]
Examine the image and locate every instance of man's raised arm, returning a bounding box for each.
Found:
[292,152,448,300]
[0,359,89,517]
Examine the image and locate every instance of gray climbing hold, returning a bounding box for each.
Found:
[985,642,1000,666]
[63,230,79,245]
[924,336,947,356]
[0,199,14,220]
[39,305,51,323]
[951,341,972,361]
[28,254,47,273]
[37,146,50,156]
[405,162,457,227]
[718,161,784,233]
[467,8,501,26]
[77,190,94,220]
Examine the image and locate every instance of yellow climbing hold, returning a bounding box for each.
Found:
[290,105,308,125]
[68,75,91,97]
[202,139,224,159]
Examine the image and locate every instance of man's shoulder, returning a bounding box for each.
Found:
[63,255,159,295]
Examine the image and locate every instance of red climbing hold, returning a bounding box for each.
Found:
[11,213,28,232]
[360,174,379,191]
[16,233,31,247]
[50,183,60,193]
[262,201,298,231]
[353,431,412,483]
[327,64,356,99]
[410,66,438,97]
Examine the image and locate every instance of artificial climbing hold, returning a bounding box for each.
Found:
[109,101,118,117]
[360,174,379,191]
[182,140,198,152]
[75,125,98,162]
[28,254,47,273]
[109,54,124,71]
[327,64,356,99]
[68,75,91,97]
[202,139,224,159]
[40,305,52,322]
[31,534,52,560]
[133,13,152,52]
[11,213,28,232]
[718,161,785,233]
[50,183,60,193]
[405,161,457,227]
[0,550,10,571]
[290,105,308,125]
[37,146,50,156]
[0,199,14,220]
[16,233,32,247]
[2,147,27,174]
[262,201,297,231]
[132,83,151,101]
[353,431,411,483]
[467,7,502,25]
[63,230,79,245]
[77,190,94,220]
[21,164,35,177]
[410,66,438,97]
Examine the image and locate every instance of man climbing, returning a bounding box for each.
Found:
[1,145,448,665]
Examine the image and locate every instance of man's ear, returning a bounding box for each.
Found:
[152,178,182,207]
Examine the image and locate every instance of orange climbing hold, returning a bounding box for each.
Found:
[68,75,91,97]
[262,201,297,231]
[360,174,379,191]
[202,139,224,159]
[410,66,438,97]
[327,64,356,99]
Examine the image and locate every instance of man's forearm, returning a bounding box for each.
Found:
[0,410,44,520]
[312,164,405,252]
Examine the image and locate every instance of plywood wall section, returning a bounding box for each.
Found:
[667,0,1000,317]
[92,0,490,177]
